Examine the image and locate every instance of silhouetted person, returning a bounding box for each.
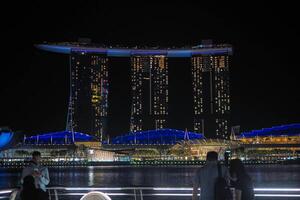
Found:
[224,151,230,166]
[229,159,254,200]
[192,151,230,200]
[20,175,39,200]
[21,151,50,200]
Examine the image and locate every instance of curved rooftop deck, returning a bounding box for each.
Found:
[36,43,233,57]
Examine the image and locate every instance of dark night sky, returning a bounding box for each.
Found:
[1,2,299,136]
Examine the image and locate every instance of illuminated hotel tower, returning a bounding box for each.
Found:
[36,42,232,139]
[67,51,109,142]
[130,55,168,132]
[191,54,230,139]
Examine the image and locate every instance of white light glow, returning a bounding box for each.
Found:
[65,187,124,190]
[42,187,300,199]
[144,193,200,196]
[0,190,12,194]
[63,187,300,192]
[63,193,132,196]
[152,187,196,190]
[254,188,300,191]
[255,194,300,197]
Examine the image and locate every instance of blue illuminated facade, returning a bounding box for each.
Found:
[21,124,300,146]
[239,124,300,138]
[0,131,14,149]
[104,129,204,145]
[24,131,97,145]
[36,44,233,57]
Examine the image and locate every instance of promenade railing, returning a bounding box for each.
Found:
[1,187,300,200]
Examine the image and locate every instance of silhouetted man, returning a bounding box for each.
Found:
[21,151,50,200]
[192,151,230,200]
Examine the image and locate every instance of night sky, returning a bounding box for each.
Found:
[1,2,299,136]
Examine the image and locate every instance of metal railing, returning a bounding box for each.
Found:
[1,187,300,200]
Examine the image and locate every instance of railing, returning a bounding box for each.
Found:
[1,187,300,200]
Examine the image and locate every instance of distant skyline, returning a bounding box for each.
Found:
[1,2,299,136]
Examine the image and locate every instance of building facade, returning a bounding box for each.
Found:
[191,54,231,139]
[68,51,109,142]
[130,55,168,132]
[37,42,232,139]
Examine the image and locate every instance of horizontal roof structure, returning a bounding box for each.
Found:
[238,124,300,138]
[103,129,204,145]
[24,131,97,144]
[36,43,233,57]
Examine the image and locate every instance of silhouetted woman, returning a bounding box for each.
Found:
[20,175,39,200]
[229,159,254,200]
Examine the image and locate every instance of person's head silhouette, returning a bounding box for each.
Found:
[206,151,218,162]
[230,158,247,178]
[22,175,35,189]
[32,151,41,164]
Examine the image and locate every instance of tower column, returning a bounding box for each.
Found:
[130,55,168,132]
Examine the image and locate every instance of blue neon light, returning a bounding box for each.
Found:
[71,48,107,54]
[107,49,131,57]
[239,124,300,138]
[130,50,168,56]
[104,129,204,145]
[36,44,233,57]
[0,132,14,149]
[24,131,96,144]
[167,50,192,57]
[36,45,71,54]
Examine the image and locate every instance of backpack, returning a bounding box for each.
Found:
[215,163,233,200]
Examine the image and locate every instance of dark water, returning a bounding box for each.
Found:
[1,165,300,189]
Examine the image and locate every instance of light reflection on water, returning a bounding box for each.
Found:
[88,166,94,186]
[247,164,300,187]
[0,165,299,189]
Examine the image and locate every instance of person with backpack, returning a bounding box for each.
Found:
[192,151,231,200]
[229,159,254,200]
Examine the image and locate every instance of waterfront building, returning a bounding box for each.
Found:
[36,42,233,139]
[103,129,204,145]
[0,131,116,162]
[130,55,168,132]
[68,51,109,142]
[237,124,300,144]
[236,124,300,161]
[191,44,231,139]
[170,139,238,160]
[1,124,300,163]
